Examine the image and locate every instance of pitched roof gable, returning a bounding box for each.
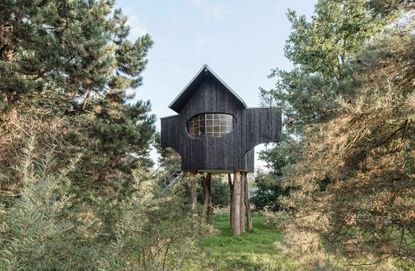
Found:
[169,64,247,113]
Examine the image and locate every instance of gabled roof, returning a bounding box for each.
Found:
[169,64,247,113]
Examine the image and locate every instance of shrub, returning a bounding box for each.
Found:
[0,140,204,270]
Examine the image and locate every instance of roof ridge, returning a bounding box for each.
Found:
[168,64,247,113]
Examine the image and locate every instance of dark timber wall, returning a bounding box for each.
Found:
[161,65,282,173]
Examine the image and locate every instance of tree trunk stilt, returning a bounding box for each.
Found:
[240,172,246,233]
[202,174,208,222]
[231,170,242,235]
[190,171,198,230]
[244,172,253,231]
[203,173,213,223]
[208,174,213,223]
[228,173,233,230]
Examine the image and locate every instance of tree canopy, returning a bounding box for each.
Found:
[260,0,415,266]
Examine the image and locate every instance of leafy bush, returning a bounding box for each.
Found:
[0,141,204,270]
[251,136,298,212]
[250,172,289,212]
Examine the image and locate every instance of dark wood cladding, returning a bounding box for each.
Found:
[169,65,247,113]
[242,108,282,154]
[161,65,281,173]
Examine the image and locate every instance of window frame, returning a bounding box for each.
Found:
[186,113,236,139]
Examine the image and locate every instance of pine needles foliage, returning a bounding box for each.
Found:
[260,1,415,268]
[0,1,205,270]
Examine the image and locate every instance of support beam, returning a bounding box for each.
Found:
[228,173,233,230]
[190,171,198,229]
[231,170,242,235]
[244,172,253,231]
[203,173,213,223]
[208,174,213,223]
[240,172,246,233]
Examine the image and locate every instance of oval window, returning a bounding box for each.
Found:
[186,113,236,138]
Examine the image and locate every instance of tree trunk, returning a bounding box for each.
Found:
[190,171,198,229]
[244,172,253,231]
[231,170,242,235]
[228,173,233,230]
[240,172,246,233]
[208,174,213,223]
[202,174,208,222]
[203,173,213,224]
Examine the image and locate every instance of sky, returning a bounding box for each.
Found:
[116,0,317,169]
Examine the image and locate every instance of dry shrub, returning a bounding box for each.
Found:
[277,32,415,268]
[0,91,73,195]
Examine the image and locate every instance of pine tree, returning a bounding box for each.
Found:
[0,0,155,197]
[260,0,415,265]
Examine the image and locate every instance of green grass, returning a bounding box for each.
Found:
[198,213,415,271]
[200,212,297,271]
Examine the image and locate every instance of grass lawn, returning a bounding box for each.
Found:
[200,212,296,271]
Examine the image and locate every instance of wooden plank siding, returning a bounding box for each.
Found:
[160,65,282,173]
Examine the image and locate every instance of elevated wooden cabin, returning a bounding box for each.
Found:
[160,64,282,235]
[161,64,281,172]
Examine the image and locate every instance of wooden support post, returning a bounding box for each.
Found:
[240,172,246,233]
[208,174,213,223]
[244,172,253,231]
[202,174,208,222]
[231,170,242,235]
[190,171,198,229]
[228,173,233,230]
[203,173,213,224]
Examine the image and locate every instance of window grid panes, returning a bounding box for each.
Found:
[187,113,235,138]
